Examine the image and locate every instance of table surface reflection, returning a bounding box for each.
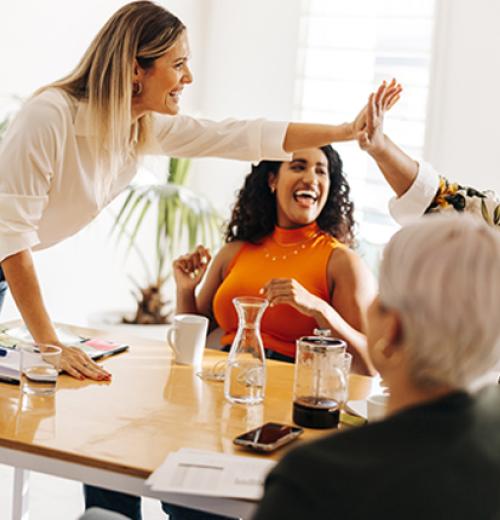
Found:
[0,323,375,479]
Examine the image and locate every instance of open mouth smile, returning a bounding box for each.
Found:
[293,189,319,206]
[168,88,183,103]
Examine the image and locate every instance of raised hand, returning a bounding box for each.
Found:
[350,79,402,139]
[173,245,212,292]
[260,278,322,317]
[357,79,402,155]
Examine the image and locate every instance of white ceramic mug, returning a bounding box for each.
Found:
[166,314,209,368]
[367,393,389,422]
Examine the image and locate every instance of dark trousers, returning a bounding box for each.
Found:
[265,349,295,363]
[84,485,235,520]
[222,344,295,364]
[0,266,7,314]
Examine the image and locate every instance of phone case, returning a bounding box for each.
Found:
[233,425,303,452]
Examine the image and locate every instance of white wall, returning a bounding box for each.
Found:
[425,0,500,194]
[186,0,302,217]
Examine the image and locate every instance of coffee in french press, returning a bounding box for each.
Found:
[292,330,347,429]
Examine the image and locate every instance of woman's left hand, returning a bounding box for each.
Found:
[260,278,321,317]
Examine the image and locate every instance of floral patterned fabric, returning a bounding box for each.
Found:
[426,177,500,228]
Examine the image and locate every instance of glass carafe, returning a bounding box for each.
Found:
[292,330,347,428]
[224,297,268,405]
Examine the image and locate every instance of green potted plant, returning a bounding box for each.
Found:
[111,157,222,325]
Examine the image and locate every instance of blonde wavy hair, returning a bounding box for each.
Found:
[39,1,185,198]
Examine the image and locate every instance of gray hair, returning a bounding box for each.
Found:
[379,214,500,389]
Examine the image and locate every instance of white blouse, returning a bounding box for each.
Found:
[0,88,291,263]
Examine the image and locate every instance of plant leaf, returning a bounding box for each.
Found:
[177,158,191,185]
[187,210,198,251]
[127,197,152,255]
[168,157,179,183]
[481,199,493,225]
[111,188,135,235]
[494,204,500,226]
[115,191,146,248]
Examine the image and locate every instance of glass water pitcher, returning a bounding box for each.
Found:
[224,297,268,405]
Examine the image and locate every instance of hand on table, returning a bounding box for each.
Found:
[357,79,402,155]
[173,245,211,292]
[59,345,111,381]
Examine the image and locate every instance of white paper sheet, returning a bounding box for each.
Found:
[147,448,276,501]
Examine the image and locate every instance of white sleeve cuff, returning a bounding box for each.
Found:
[260,121,292,161]
[388,160,441,225]
[0,232,39,263]
[0,193,46,262]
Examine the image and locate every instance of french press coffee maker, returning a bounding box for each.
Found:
[292,329,347,428]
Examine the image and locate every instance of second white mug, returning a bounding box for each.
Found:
[166,314,209,369]
[367,393,389,422]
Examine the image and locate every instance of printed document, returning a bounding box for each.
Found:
[147,448,276,500]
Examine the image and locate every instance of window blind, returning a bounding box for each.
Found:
[294,0,436,243]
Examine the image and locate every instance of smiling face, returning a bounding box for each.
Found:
[269,148,330,228]
[132,30,192,118]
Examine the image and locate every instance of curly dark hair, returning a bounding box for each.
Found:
[224,145,356,246]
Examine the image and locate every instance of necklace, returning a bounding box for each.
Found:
[263,232,321,262]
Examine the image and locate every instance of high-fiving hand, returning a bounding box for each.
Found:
[357,79,402,155]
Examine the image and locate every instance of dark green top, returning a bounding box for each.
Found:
[254,386,500,520]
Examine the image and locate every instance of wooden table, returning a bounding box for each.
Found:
[0,323,377,519]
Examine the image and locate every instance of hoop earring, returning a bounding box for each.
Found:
[132,81,143,96]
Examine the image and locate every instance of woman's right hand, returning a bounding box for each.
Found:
[173,245,212,292]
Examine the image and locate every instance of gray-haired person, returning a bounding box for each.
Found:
[254,214,500,520]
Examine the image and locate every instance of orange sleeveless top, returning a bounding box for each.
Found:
[212,222,342,358]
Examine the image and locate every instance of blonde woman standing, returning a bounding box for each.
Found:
[0,1,401,381]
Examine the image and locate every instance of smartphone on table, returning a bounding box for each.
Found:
[233,422,304,452]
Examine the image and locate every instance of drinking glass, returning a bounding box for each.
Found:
[20,343,62,396]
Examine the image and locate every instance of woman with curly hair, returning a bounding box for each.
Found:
[174,145,376,374]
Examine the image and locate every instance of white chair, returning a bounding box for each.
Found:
[78,507,131,520]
